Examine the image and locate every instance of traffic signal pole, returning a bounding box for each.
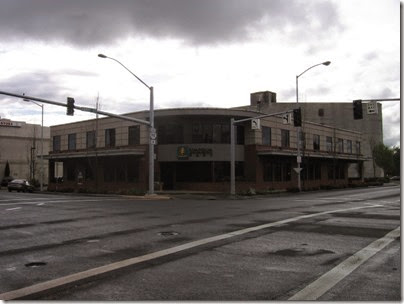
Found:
[0,90,151,126]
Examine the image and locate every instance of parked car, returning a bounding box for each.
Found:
[1,176,14,187]
[8,179,35,193]
[390,176,400,181]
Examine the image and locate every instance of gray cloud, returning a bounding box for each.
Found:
[0,0,341,46]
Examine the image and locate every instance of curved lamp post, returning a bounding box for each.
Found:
[98,54,155,195]
[296,61,331,191]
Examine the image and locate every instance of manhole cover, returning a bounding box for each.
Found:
[25,262,47,268]
[158,231,179,236]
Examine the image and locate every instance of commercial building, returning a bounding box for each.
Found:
[46,93,369,193]
[0,118,50,184]
[246,91,383,178]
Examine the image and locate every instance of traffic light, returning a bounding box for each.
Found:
[353,99,363,120]
[293,108,302,127]
[67,97,75,116]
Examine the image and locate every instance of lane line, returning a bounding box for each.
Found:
[0,199,114,207]
[5,207,22,211]
[0,203,383,300]
[289,226,400,301]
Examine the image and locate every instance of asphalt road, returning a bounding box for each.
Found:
[0,185,400,301]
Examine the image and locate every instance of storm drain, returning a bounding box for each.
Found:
[158,231,179,237]
[25,262,47,268]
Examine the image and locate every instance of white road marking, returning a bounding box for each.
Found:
[0,199,113,207]
[6,207,22,211]
[0,203,383,300]
[289,226,400,301]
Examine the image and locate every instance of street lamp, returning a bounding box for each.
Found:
[295,61,331,191]
[24,99,44,191]
[98,54,155,195]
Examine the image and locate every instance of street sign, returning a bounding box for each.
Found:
[294,168,303,174]
[150,139,157,145]
[297,156,302,163]
[367,101,378,114]
[251,118,261,130]
[150,132,157,140]
[282,114,291,124]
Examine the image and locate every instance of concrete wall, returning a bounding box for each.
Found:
[0,119,50,182]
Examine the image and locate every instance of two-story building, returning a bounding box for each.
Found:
[45,106,365,193]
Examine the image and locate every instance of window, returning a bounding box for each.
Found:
[53,135,61,152]
[337,138,344,153]
[264,160,291,182]
[281,129,290,148]
[68,133,76,151]
[192,123,230,144]
[236,125,245,145]
[213,124,222,143]
[128,126,140,146]
[318,108,324,117]
[356,141,361,155]
[158,124,183,144]
[86,131,96,149]
[313,134,320,151]
[262,126,271,145]
[328,163,345,180]
[105,129,115,147]
[347,140,352,154]
[326,136,333,152]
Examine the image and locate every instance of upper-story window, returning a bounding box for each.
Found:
[192,122,233,144]
[337,138,344,153]
[105,128,115,147]
[281,129,290,148]
[313,134,320,151]
[68,133,76,151]
[53,135,61,152]
[86,131,96,149]
[326,136,333,152]
[262,126,271,145]
[347,140,352,154]
[356,141,361,155]
[159,124,183,144]
[128,125,140,146]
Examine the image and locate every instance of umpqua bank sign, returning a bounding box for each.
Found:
[177,146,213,160]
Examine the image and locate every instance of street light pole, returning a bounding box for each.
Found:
[296,61,331,192]
[98,54,155,195]
[24,99,44,191]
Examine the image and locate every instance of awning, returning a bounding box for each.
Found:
[43,148,145,160]
[257,150,368,161]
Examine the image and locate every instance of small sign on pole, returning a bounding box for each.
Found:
[251,118,261,130]
[282,114,291,124]
[367,101,378,114]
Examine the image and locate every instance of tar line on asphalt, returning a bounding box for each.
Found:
[289,226,400,301]
[0,204,384,300]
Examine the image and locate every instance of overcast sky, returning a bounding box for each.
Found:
[0,0,400,147]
